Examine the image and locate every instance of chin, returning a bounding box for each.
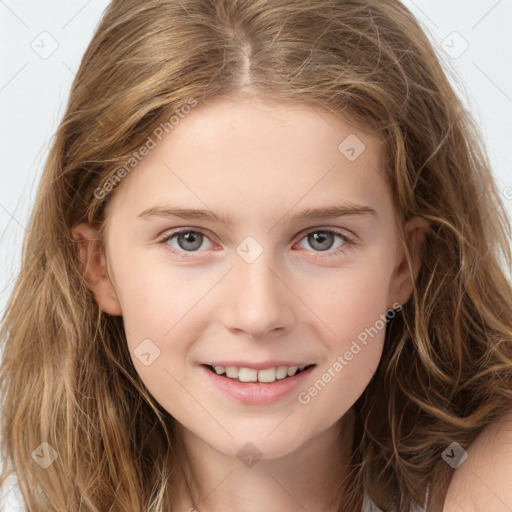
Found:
[203,427,311,463]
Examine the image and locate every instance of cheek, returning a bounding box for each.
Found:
[296,253,392,400]
[320,275,388,381]
[305,255,393,335]
[296,271,389,418]
[297,337,385,425]
[111,249,205,337]
[111,257,216,395]
[112,263,199,406]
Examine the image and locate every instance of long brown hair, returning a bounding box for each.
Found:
[1,1,511,510]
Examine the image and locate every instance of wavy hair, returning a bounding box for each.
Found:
[1,0,512,511]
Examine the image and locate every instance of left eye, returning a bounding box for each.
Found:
[296,230,350,252]
[158,229,352,255]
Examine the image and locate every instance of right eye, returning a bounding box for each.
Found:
[158,229,215,255]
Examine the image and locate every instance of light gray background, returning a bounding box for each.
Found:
[1,0,512,323]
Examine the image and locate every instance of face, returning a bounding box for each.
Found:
[75,97,425,461]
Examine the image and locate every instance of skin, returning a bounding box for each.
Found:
[72,97,429,512]
[442,407,512,512]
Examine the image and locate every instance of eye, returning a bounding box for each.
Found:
[157,227,354,258]
[295,229,353,256]
[158,229,214,255]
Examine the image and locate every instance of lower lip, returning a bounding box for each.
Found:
[199,364,316,405]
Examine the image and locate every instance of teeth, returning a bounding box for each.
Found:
[225,366,238,378]
[257,368,276,383]
[287,366,298,376]
[275,366,288,379]
[210,364,309,382]
[238,367,258,382]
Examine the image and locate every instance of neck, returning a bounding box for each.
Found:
[175,409,356,512]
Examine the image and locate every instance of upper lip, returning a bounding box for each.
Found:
[202,361,315,369]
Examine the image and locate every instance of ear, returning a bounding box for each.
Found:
[71,222,123,316]
[387,216,430,309]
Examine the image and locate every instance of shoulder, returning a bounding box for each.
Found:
[443,408,512,512]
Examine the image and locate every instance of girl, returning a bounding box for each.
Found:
[1,1,512,511]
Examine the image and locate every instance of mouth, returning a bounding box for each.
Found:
[200,362,317,404]
[202,363,316,383]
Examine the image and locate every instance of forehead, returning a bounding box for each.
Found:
[104,97,389,226]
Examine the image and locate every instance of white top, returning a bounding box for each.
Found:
[363,488,429,512]
[363,496,395,512]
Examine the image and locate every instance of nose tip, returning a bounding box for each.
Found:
[220,255,295,339]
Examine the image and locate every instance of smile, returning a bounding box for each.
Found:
[204,364,315,383]
[200,362,317,404]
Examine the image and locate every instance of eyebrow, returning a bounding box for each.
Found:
[137,203,378,225]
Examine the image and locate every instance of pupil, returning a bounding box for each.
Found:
[310,232,333,251]
[179,232,202,250]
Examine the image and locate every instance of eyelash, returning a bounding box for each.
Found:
[157,228,355,260]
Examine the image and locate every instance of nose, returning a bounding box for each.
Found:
[220,251,296,339]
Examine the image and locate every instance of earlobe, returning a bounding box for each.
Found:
[71,222,123,316]
[388,216,431,308]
